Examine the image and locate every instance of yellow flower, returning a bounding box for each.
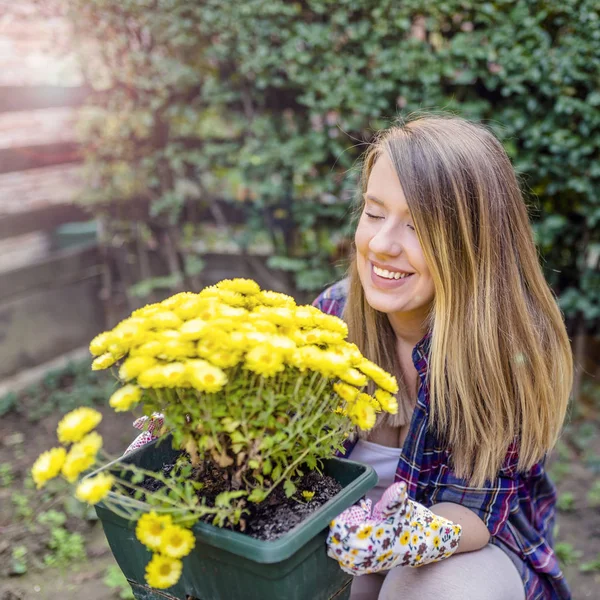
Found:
[138,363,186,388]
[61,432,102,482]
[161,292,196,310]
[145,554,182,590]
[357,359,399,394]
[302,491,315,501]
[150,311,183,330]
[400,531,410,545]
[179,318,207,340]
[333,382,360,403]
[132,303,162,318]
[112,318,146,348]
[31,447,67,489]
[433,535,441,548]
[348,397,377,430]
[57,407,102,444]
[89,332,111,356]
[109,384,142,412]
[377,550,393,562]
[411,534,419,545]
[136,512,173,551]
[430,520,441,531]
[293,306,314,328]
[314,313,349,337]
[374,389,398,415]
[173,297,204,320]
[356,525,373,540]
[256,290,296,307]
[75,472,114,504]
[254,306,294,327]
[215,289,246,307]
[244,345,285,378]
[160,340,195,360]
[160,524,196,558]
[92,352,117,371]
[337,367,368,388]
[375,528,385,539]
[119,356,156,381]
[209,349,243,369]
[186,360,228,393]
[131,340,164,358]
[216,278,261,296]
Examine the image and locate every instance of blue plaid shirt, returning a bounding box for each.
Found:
[314,279,570,600]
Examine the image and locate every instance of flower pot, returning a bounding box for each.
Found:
[93,436,376,600]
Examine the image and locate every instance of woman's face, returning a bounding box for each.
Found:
[355,153,435,323]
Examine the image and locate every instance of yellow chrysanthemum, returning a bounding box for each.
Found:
[145,554,182,590]
[89,332,111,356]
[357,358,399,394]
[374,389,398,415]
[109,384,142,412]
[244,345,285,378]
[57,407,103,444]
[173,296,204,320]
[75,472,114,505]
[186,360,228,393]
[138,363,186,388]
[263,334,296,357]
[160,340,195,360]
[179,318,207,340]
[160,292,196,310]
[347,397,377,430]
[61,432,102,483]
[245,316,277,334]
[209,349,243,369]
[119,356,156,381]
[256,290,296,307]
[216,278,261,296]
[112,318,147,348]
[132,303,162,319]
[293,306,315,328]
[136,512,173,551]
[333,382,360,403]
[214,289,246,307]
[159,524,196,558]
[314,350,350,378]
[313,312,349,337]
[337,367,368,388]
[131,340,164,358]
[31,447,67,489]
[91,352,118,371]
[253,306,294,327]
[150,311,183,330]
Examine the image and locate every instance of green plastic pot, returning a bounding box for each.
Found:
[93,436,376,600]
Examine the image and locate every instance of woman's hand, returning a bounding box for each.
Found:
[327,482,462,575]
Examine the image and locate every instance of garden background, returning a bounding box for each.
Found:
[0,1,598,598]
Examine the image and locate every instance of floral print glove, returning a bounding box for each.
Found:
[327,482,462,575]
[124,413,165,455]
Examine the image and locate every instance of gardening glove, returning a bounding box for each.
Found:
[124,413,165,455]
[327,482,462,575]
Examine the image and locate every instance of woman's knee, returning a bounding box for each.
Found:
[378,545,525,600]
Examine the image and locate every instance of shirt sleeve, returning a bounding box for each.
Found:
[426,444,520,537]
[311,279,348,318]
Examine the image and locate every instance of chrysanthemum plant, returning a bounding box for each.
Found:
[32,279,398,589]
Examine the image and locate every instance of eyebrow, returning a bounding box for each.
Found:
[363,193,410,214]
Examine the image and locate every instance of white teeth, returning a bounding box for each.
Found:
[373,266,411,280]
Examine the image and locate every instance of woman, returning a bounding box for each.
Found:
[315,114,572,600]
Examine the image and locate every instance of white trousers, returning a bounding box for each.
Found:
[349,544,526,600]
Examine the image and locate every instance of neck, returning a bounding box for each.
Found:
[386,311,429,350]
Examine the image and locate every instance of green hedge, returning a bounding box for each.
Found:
[69,0,599,331]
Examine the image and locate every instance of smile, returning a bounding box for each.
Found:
[372,265,413,280]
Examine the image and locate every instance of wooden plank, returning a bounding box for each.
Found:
[0,244,100,301]
[0,107,77,150]
[0,141,81,174]
[0,203,91,240]
[0,86,89,113]
[0,163,83,213]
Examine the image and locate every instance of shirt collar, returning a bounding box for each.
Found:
[411,329,432,377]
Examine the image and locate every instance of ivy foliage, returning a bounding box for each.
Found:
[69,0,599,326]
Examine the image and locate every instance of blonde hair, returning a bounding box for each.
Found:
[344,114,573,486]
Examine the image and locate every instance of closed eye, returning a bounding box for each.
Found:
[365,212,384,220]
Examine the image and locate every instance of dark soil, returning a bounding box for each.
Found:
[139,457,342,541]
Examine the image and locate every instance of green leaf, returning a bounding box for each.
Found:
[283,479,297,498]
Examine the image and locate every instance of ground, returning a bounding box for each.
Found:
[0,361,598,599]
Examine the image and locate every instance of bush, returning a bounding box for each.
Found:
[67,0,599,332]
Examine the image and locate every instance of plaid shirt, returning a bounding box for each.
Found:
[314,279,570,600]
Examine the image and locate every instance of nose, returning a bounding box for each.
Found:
[368,226,403,257]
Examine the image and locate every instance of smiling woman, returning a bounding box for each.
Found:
[315,113,574,600]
